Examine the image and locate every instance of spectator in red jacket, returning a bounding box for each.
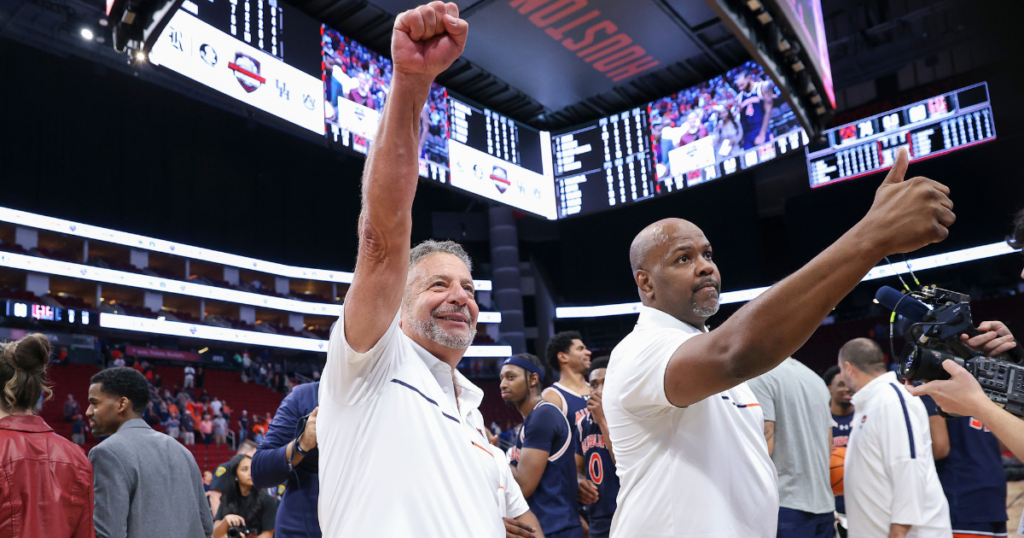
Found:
[0,333,94,538]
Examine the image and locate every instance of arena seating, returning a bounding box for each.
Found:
[475,380,521,430]
[40,363,101,453]
[40,361,286,473]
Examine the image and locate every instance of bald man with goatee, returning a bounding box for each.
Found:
[602,147,957,538]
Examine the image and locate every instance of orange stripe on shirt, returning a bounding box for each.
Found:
[472,441,493,456]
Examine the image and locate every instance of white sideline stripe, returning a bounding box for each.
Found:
[555,242,1016,319]
[0,206,493,291]
[0,251,501,323]
[99,313,512,356]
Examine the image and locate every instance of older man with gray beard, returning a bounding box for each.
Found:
[315,3,511,538]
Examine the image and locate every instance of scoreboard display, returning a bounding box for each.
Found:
[806,83,996,188]
[551,108,655,218]
[446,96,557,219]
[4,300,95,328]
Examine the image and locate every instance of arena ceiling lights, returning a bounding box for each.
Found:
[0,206,493,291]
[100,312,512,356]
[555,242,1018,319]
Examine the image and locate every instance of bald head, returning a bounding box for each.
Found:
[630,219,700,273]
[839,338,886,375]
[629,218,720,326]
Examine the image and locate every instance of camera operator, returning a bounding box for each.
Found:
[213,454,279,538]
[250,381,320,538]
[904,209,1024,536]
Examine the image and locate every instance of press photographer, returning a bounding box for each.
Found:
[213,454,279,538]
[901,208,1024,538]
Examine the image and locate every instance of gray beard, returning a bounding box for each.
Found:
[407,310,477,350]
[691,289,721,318]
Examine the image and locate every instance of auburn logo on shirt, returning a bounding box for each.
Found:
[582,433,605,452]
[575,408,590,428]
[969,417,991,432]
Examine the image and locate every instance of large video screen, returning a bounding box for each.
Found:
[551,108,655,218]
[806,83,996,188]
[774,0,835,108]
[322,27,450,181]
[447,96,556,219]
[148,0,325,134]
[649,60,808,194]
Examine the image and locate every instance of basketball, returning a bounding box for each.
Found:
[830,447,846,495]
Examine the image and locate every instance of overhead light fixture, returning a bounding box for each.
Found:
[792,61,805,72]
[135,51,146,62]
[746,0,763,10]
[815,105,826,115]
[809,94,822,105]
[757,12,772,24]
[81,28,94,40]
[198,347,209,354]
[98,18,109,27]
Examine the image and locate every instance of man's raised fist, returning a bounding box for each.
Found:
[861,146,956,255]
[392,2,468,82]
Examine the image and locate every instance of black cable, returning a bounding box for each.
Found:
[901,253,921,288]
[884,256,911,291]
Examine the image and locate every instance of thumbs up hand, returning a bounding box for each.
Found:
[860,146,955,255]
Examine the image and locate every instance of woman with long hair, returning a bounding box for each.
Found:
[213,453,279,538]
[0,333,94,537]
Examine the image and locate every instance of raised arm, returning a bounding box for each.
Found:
[665,148,955,407]
[344,2,468,352]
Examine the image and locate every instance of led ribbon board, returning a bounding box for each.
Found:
[0,251,501,322]
[100,312,511,356]
[0,205,492,291]
[807,83,996,188]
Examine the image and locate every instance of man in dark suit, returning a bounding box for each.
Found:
[251,381,320,538]
[86,367,213,538]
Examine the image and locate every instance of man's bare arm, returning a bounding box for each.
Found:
[510,448,549,498]
[665,148,955,407]
[763,421,775,456]
[344,2,468,352]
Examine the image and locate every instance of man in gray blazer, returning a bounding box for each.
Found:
[86,367,213,538]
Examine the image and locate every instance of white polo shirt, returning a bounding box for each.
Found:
[467,408,530,519]
[317,310,504,537]
[604,305,778,538]
[845,371,950,538]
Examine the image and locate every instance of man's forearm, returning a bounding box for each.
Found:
[974,399,1024,457]
[759,101,772,137]
[345,74,433,351]
[709,226,883,381]
[889,523,910,538]
[362,75,431,226]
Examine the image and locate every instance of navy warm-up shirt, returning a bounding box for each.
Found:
[576,410,619,535]
[922,395,1007,523]
[251,381,321,538]
[831,412,853,514]
[510,401,581,535]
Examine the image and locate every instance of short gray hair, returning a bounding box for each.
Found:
[409,240,473,272]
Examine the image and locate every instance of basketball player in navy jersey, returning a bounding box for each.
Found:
[734,70,774,149]
[823,365,853,538]
[575,357,618,538]
[501,353,583,538]
[919,394,1008,538]
[543,331,592,430]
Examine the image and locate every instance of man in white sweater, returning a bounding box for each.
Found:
[839,338,950,538]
